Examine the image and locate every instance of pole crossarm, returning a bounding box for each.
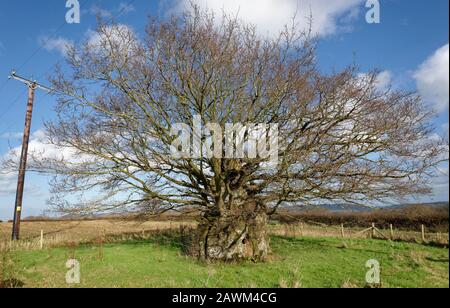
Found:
[8,70,54,93]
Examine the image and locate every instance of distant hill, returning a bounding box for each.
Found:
[386,202,449,210]
[293,203,372,213]
[290,202,449,213]
[20,202,449,221]
[274,202,449,232]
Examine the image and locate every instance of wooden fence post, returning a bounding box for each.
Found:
[371,223,376,239]
[40,230,44,250]
[421,225,426,243]
[341,224,345,238]
[390,224,394,240]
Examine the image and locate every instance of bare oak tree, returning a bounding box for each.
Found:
[14,9,446,261]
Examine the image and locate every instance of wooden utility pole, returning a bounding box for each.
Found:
[8,71,53,241]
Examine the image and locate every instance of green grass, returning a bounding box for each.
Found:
[5,235,449,288]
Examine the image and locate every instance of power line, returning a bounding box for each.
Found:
[1,0,101,94]
[5,0,137,240]
[18,0,137,74]
[2,0,137,83]
[0,89,28,123]
[114,0,138,20]
[1,0,141,236]
[0,19,65,96]
[0,91,28,139]
[15,22,68,73]
[0,65,55,126]
[30,0,138,83]
[1,0,138,133]
[0,78,10,93]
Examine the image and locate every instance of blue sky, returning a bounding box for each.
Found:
[0,0,448,220]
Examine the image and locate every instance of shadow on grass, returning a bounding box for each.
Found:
[104,233,393,258]
[103,227,196,256]
[423,241,449,249]
[272,235,330,246]
[272,235,396,257]
[426,256,449,263]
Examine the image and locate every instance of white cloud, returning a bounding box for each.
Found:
[38,36,74,57]
[0,172,43,197]
[0,129,86,201]
[39,25,138,59]
[86,24,139,58]
[374,70,392,92]
[443,123,449,136]
[90,5,113,18]
[357,70,392,92]
[430,167,449,202]
[2,130,82,172]
[414,44,449,113]
[0,173,16,196]
[0,132,22,139]
[89,3,135,18]
[22,130,80,162]
[167,0,365,37]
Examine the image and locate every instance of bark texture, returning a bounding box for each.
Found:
[197,202,269,262]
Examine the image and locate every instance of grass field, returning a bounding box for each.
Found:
[2,234,448,288]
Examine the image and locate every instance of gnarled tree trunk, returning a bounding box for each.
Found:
[196,200,269,262]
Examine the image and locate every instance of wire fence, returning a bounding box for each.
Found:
[270,222,449,246]
[0,219,448,253]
